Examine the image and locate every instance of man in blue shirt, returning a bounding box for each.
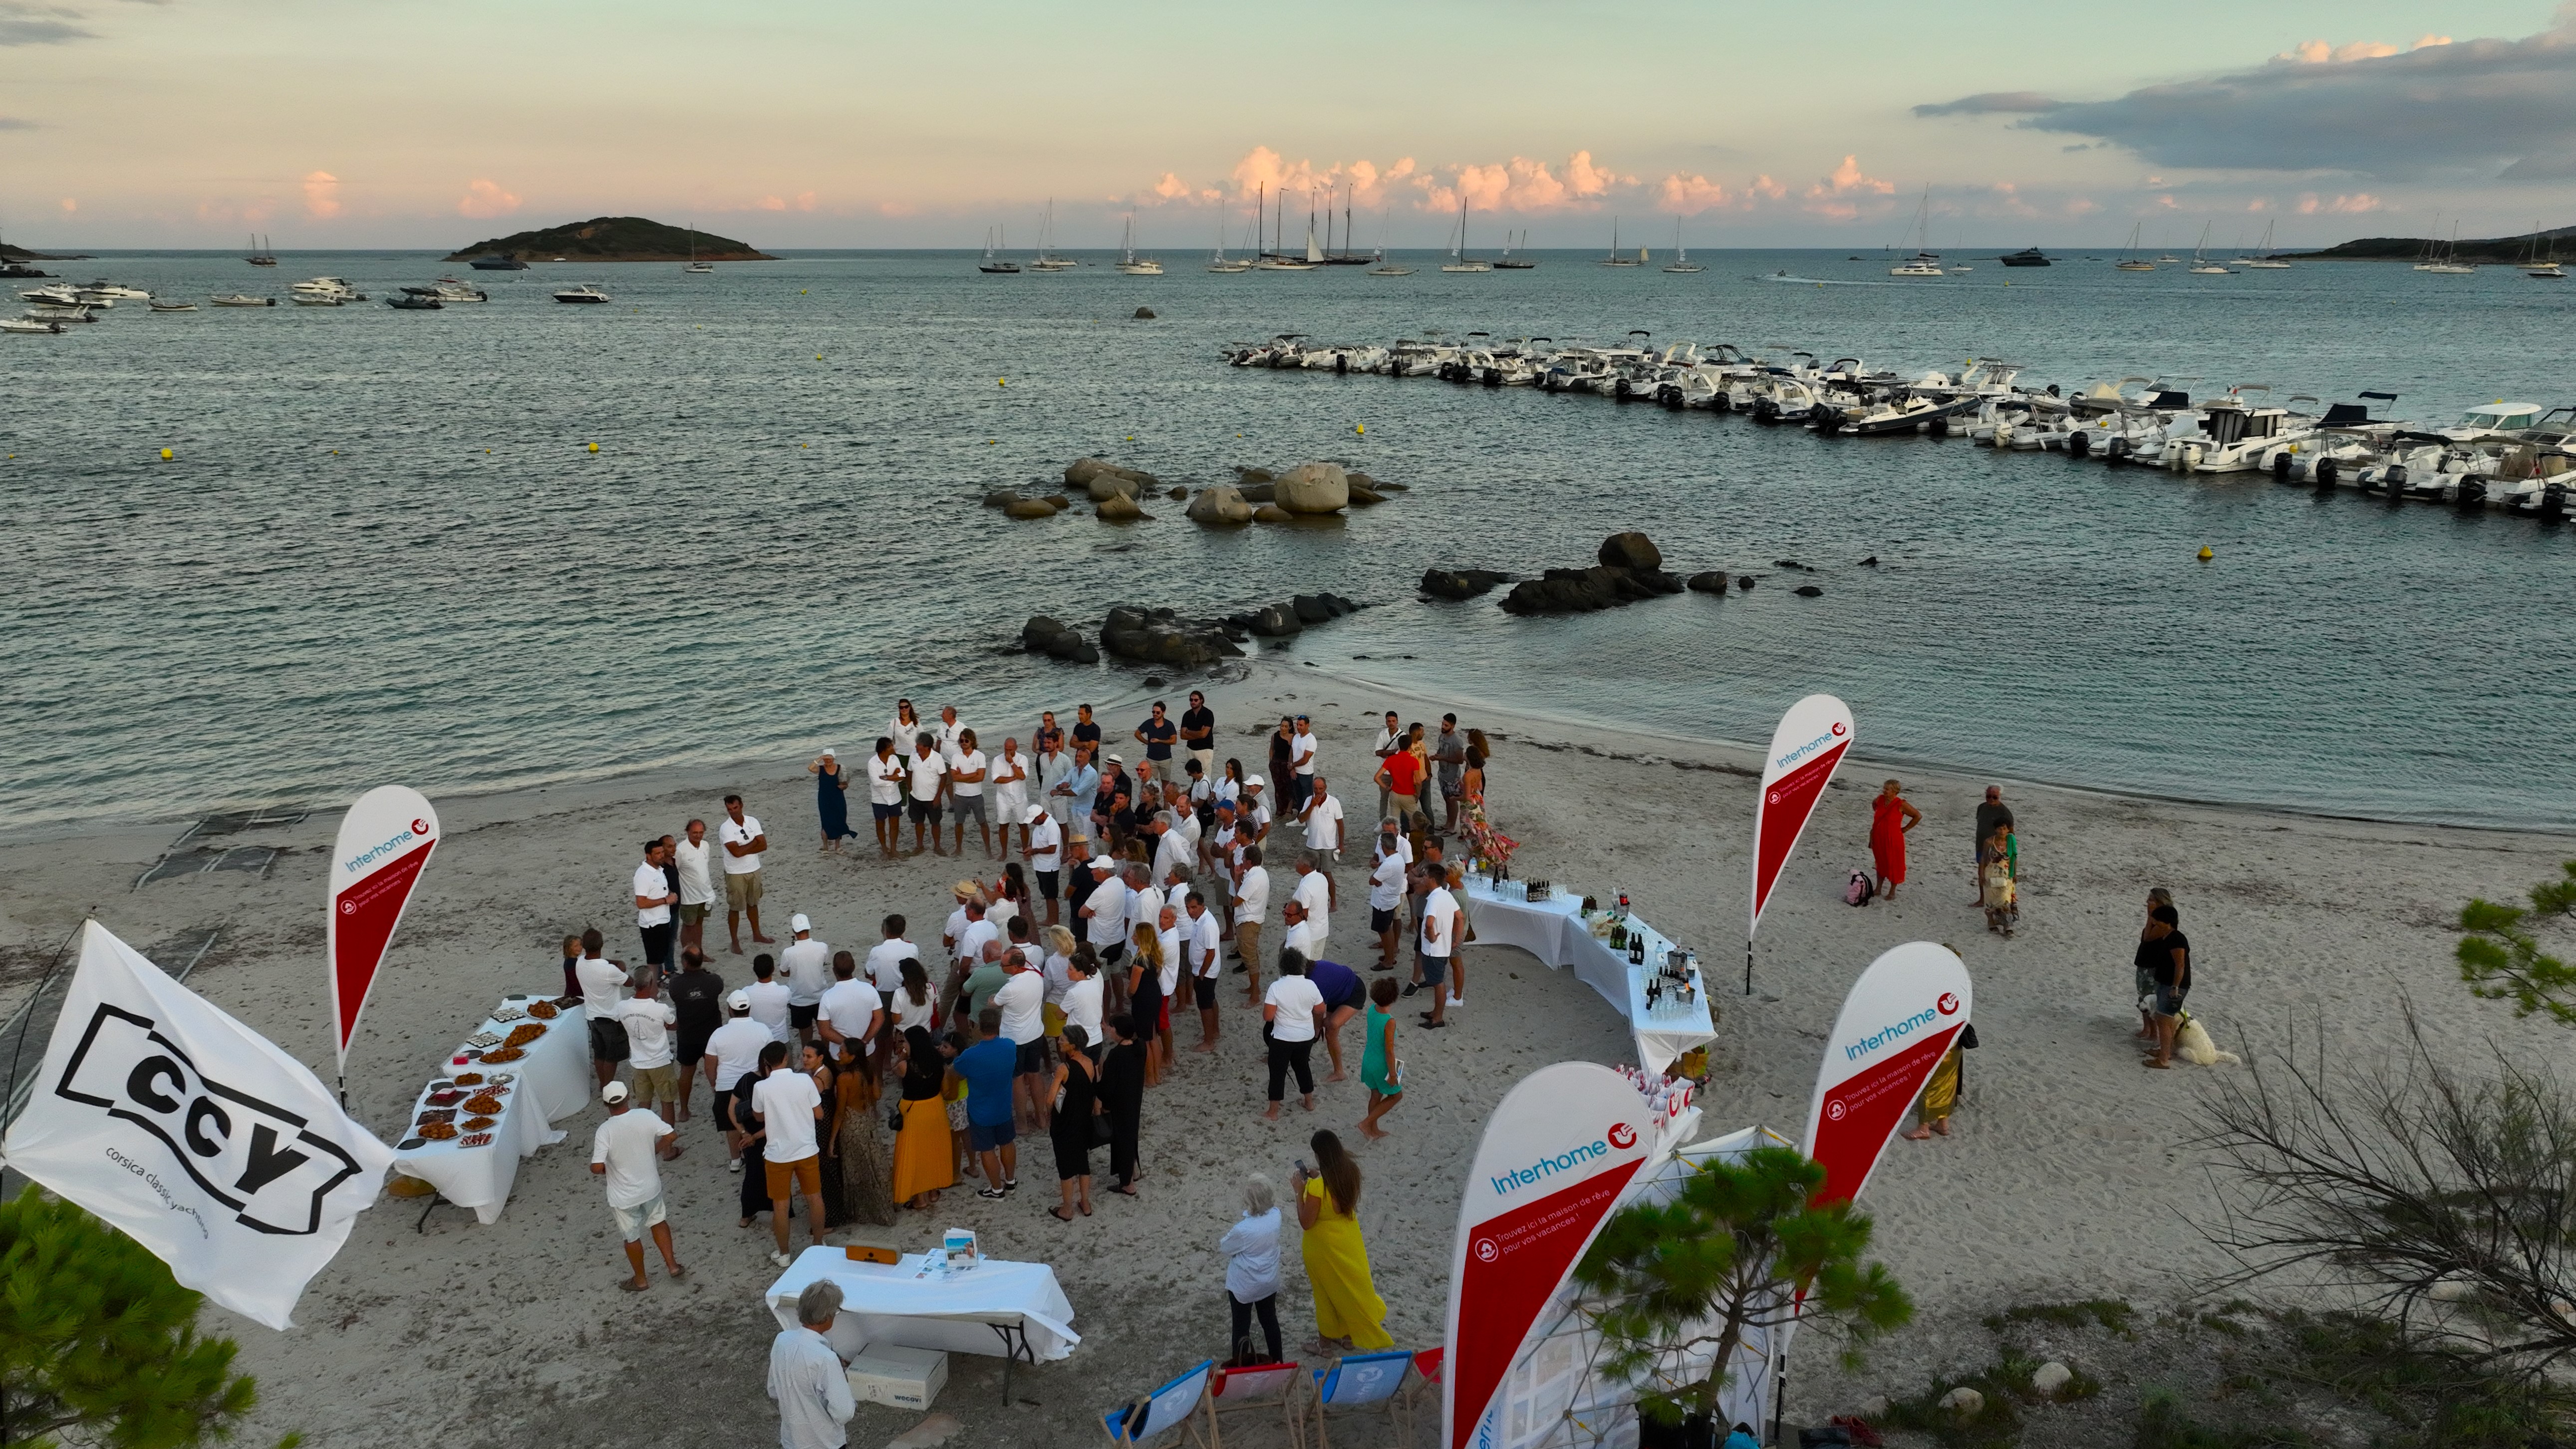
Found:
[948,1007,1019,1198]
[1051,745,1100,839]
[1305,954,1370,1083]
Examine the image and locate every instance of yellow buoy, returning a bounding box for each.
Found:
[1355,424,1364,435]
[587,442,599,453]
[999,378,1006,387]
[159,448,173,460]
[2198,546,2214,561]
[816,354,823,360]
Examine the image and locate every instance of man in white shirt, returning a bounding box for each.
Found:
[1150,810,1194,891]
[613,973,683,1128]
[718,794,772,954]
[1416,865,1461,1028]
[863,915,915,996]
[1059,953,1104,1061]
[1292,852,1334,946]
[1241,775,1273,844]
[817,953,883,1070]
[701,991,772,1173]
[1023,804,1064,927]
[1183,888,1223,1052]
[1230,845,1271,1005]
[947,727,994,860]
[632,840,677,971]
[1080,856,1129,966]
[1289,715,1319,812]
[1126,864,1163,963]
[953,895,999,980]
[935,704,970,763]
[777,914,834,1045]
[1261,954,1327,1119]
[745,955,795,1045]
[1368,825,1410,971]
[867,738,908,861]
[1300,777,1346,865]
[769,1281,856,1449]
[589,1081,682,1291]
[1370,711,1403,821]
[674,818,717,957]
[1281,896,1323,964]
[574,927,631,1086]
[991,738,1033,856]
[992,950,1048,1129]
[751,1043,828,1266]
[904,734,949,857]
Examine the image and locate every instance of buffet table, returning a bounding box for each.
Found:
[1462,880,1717,1072]
[388,996,589,1225]
[764,1247,1079,1401]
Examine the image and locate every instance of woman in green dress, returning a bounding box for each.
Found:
[1357,977,1403,1141]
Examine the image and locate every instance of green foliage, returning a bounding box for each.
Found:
[0,1185,286,1449]
[2132,1391,2315,1449]
[1570,1146,1911,1428]
[2271,1308,2569,1448]
[1982,1299,2135,1338]
[2455,860,2576,1024]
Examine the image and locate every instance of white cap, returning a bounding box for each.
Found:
[727,989,751,1011]
[1246,774,1267,791]
[791,913,812,933]
[1024,803,1047,824]
[600,1081,630,1104]
[820,745,838,757]
[1107,752,1126,764]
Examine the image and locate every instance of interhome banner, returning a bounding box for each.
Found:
[1,921,394,1329]
[1443,1062,1657,1449]
[329,784,439,1071]
[1801,941,1973,1208]
[1748,694,1854,937]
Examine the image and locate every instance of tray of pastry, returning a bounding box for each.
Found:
[462,1031,503,1049]
[527,1000,561,1020]
[504,1022,547,1047]
[418,1121,459,1141]
[491,1006,529,1023]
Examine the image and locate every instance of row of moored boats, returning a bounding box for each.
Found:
[1223,334,2576,518]
[8,277,619,331]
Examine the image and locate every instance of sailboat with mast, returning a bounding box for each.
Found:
[245,233,278,268]
[2237,220,2290,269]
[1662,219,1702,273]
[1207,204,1252,273]
[1117,215,1162,275]
[979,225,1020,274]
[2418,223,2476,275]
[1323,184,1370,265]
[1029,200,1078,271]
[1440,198,1490,273]
[683,222,716,273]
[2114,222,2155,271]
[1598,217,1639,267]
[2522,222,2565,280]
[2187,222,2232,274]
[1254,185,1317,270]
[1493,229,1535,269]
[1890,188,1944,275]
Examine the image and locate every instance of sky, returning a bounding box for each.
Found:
[5,0,2573,251]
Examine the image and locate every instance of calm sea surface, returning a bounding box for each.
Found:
[6,248,2571,835]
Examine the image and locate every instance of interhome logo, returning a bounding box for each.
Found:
[1770,720,1848,774]
[1843,1006,1940,1063]
[52,1004,368,1235]
[340,820,427,875]
[1487,1122,1632,1197]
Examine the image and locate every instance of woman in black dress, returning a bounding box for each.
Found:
[1046,1025,1101,1221]
[1098,1013,1147,1196]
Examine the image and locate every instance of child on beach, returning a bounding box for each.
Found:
[1981,825,2017,937]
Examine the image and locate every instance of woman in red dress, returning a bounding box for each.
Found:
[1869,780,1922,902]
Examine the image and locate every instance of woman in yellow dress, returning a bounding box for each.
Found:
[890,1026,958,1209]
[1294,1131,1392,1352]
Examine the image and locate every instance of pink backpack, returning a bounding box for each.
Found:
[1845,870,1875,906]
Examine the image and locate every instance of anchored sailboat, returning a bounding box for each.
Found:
[1662,219,1702,273]
[1440,197,1490,273]
[979,225,1021,274]
[1598,217,1638,267]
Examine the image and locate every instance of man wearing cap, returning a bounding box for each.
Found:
[866,736,906,860]
[702,990,771,1172]
[719,794,772,955]
[779,915,833,1046]
[1092,753,1129,849]
[903,731,948,857]
[1081,855,1129,967]
[991,736,1033,857]
[947,727,992,860]
[1241,774,1273,845]
[952,890,999,980]
[590,1080,684,1292]
[632,839,677,972]
[1024,803,1064,926]
[1290,715,1319,812]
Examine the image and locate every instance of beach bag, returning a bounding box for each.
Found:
[1845,870,1875,906]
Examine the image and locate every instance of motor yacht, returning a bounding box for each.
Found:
[0,315,65,334]
[552,284,613,303]
[291,277,366,300]
[79,281,152,299]
[387,294,442,310]
[2438,401,2545,443]
[210,294,277,307]
[432,279,488,302]
[22,285,97,308]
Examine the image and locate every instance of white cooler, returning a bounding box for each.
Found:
[848,1345,947,1411]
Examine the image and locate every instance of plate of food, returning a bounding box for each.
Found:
[504,1023,547,1047]
[461,1116,497,1132]
[462,1031,503,1049]
[452,1072,485,1086]
[552,994,581,1010]
[492,1006,528,1023]
[457,1132,494,1149]
[461,1094,505,1116]
[527,1000,561,1020]
[415,1107,457,1125]
[418,1121,459,1141]
[477,1047,526,1064]
[426,1089,464,1107]
[483,1071,516,1085]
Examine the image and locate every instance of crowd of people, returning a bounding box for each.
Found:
[579,692,1496,1395]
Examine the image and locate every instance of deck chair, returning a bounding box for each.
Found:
[1103,1359,1219,1449]
[1305,1350,1415,1449]
[1400,1348,1444,1426]
[1209,1360,1304,1448]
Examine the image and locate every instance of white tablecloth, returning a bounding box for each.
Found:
[386,1000,587,1224]
[764,1248,1080,1363]
[1463,881,1717,1072]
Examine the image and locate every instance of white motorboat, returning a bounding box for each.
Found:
[210,294,277,307]
[1889,259,1945,277]
[22,285,98,308]
[1116,216,1162,275]
[1,315,65,333]
[148,299,197,312]
[1598,218,1638,267]
[291,276,365,300]
[2159,391,2316,473]
[552,284,613,303]
[432,278,488,302]
[2438,401,2545,443]
[1663,220,1703,274]
[293,294,345,306]
[78,280,152,299]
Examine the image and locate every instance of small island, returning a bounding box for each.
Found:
[2287,222,2572,264]
[443,216,775,264]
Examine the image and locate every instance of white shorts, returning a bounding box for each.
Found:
[994,785,1030,823]
[609,1193,668,1241]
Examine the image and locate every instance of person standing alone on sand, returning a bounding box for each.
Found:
[1869,780,1921,902]
[1295,1131,1392,1353]
[719,795,772,952]
[1972,785,2014,903]
[808,748,854,854]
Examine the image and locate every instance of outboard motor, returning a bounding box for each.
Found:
[2315,457,2338,489]
[2455,478,2486,508]
[1927,415,1948,438]
[2104,436,2129,466]
[1334,352,1348,375]
[2271,451,2291,481]
[2544,482,2569,520]
[1752,396,1778,423]
[1811,407,1843,435]
[2067,430,2090,459]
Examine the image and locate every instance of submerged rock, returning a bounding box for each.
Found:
[1251,504,1293,523]
[1003,498,1061,520]
[1421,568,1508,600]
[1096,493,1149,522]
[1185,485,1254,525]
[1274,462,1351,514]
[1687,570,1730,593]
[1021,615,1099,664]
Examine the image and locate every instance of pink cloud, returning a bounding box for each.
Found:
[2274,38,2399,63]
[1803,155,1894,218]
[2062,197,2101,216]
[2296,192,2381,213]
[58,197,74,213]
[758,195,786,211]
[1747,174,1786,201]
[456,178,520,219]
[1659,173,1732,214]
[796,191,816,211]
[1414,151,1635,213]
[302,170,340,219]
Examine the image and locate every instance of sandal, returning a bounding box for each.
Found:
[1109,1184,1140,1197]
[1047,1205,1076,1222]
[619,1278,650,1293]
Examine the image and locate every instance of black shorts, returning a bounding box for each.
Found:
[907,798,941,824]
[1370,906,1396,934]
[1014,1040,1046,1075]
[1192,976,1218,1010]
[872,801,902,822]
[1038,869,1061,900]
[789,1002,820,1029]
[675,1028,714,1068]
[588,1017,631,1064]
[1420,954,1449,986]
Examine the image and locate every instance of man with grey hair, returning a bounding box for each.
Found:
[1150,809,1194,889]
[768,1279,856,1449]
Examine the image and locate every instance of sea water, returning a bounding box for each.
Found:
[4,249,2569,835]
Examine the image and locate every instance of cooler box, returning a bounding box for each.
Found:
[847,1345,947,1411]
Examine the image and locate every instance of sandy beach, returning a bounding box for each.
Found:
[2,656,2567,1449]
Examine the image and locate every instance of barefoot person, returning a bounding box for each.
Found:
[1295,1132,1392,1353]
[808,747,854,854]
[719,795,772,953]
[1869,779,1921,903]
[1306,953,1367,1082]
[2143,903,2192,1070]
[590,1081,684,1291]
[1045,1025,1100,1222]
[1357,977,1403,1139]
[675,819,717,958]
[866,738,907,860]
[1971,785,2014,903]
[750,1040,829,1266]
[2134,889,2177,1042]
[1261,952,1325,1121]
